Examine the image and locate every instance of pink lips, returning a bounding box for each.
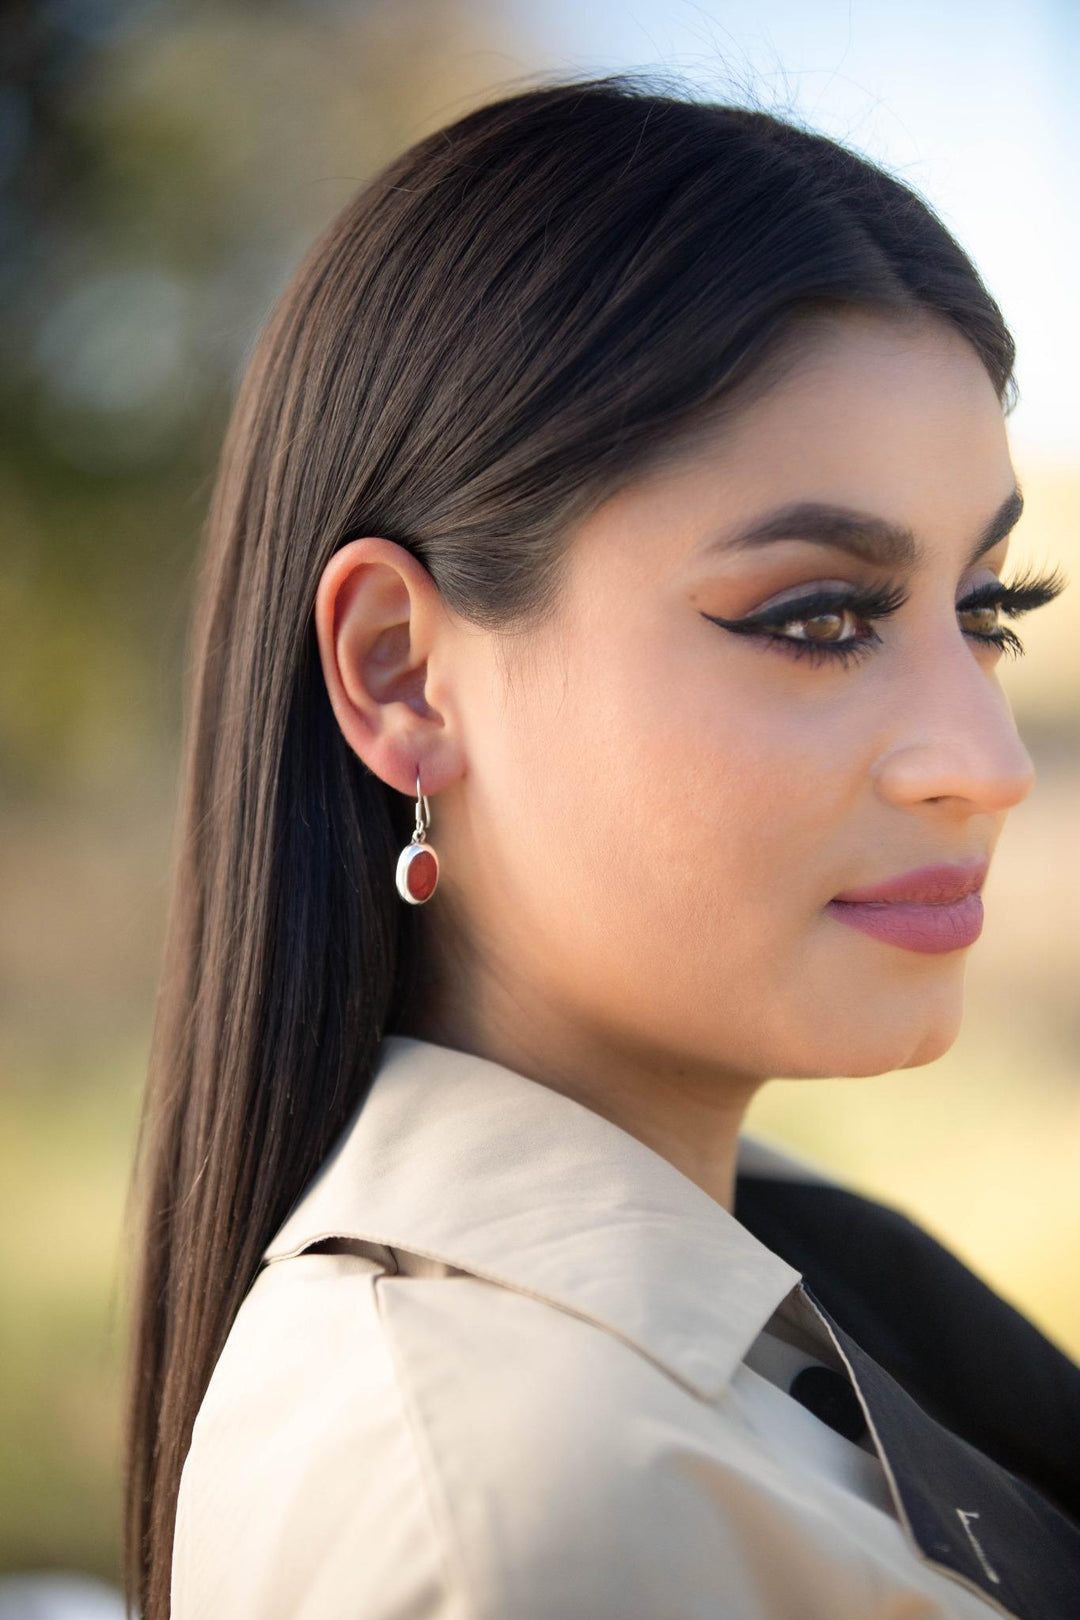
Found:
[825,860,989,954]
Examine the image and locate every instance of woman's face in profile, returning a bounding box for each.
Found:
[452,306,1035,1084]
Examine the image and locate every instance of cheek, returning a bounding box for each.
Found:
[505,619,845,1002]
[607,668,818,947]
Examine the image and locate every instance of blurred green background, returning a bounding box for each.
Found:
[1,0,1076,1595]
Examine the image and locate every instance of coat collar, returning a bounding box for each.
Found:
[261,1033,836,1402]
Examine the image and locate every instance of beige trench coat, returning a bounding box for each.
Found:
[171,1034,1080,1618]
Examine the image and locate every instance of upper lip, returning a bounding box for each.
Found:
[831,859,990,905]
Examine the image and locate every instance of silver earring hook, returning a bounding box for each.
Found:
[413,768,431,843]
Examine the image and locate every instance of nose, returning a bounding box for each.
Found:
[871,638,1037,815]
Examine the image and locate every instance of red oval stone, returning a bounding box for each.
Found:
[407,847,438,901]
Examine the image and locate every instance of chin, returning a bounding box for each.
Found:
[897,1017,965,1069]
[811,962,968,1074]
[780,1011,965,1081]
[848,1016,965,1077]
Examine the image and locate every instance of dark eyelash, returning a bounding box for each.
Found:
[701,563,1069,670]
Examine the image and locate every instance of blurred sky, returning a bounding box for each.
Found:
[503,0,1080,465]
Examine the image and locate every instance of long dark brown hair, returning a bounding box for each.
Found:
[120,67,1018,1619]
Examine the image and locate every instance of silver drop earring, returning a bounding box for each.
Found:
[395,768,440,904]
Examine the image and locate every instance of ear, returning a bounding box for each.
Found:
[313,536,461,799]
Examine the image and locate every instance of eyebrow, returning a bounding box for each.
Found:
[709,483,1024,570]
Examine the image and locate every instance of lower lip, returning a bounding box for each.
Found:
[825,893,984,954]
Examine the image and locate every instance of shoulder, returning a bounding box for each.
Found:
[171,1249,459,1619]
[358,1261,808,1618]
[171,1248,822,1620]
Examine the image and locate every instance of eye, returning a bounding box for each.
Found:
[700,562,1068,671]
[701,579,908,669]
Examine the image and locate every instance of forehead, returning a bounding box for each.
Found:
[728,309,1003,471]
[616,308,1018,564]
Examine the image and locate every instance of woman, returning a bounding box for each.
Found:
[121,70,1076,1619]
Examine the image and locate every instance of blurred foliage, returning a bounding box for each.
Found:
[0,0,1077,1591]
[1,0,511,805]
